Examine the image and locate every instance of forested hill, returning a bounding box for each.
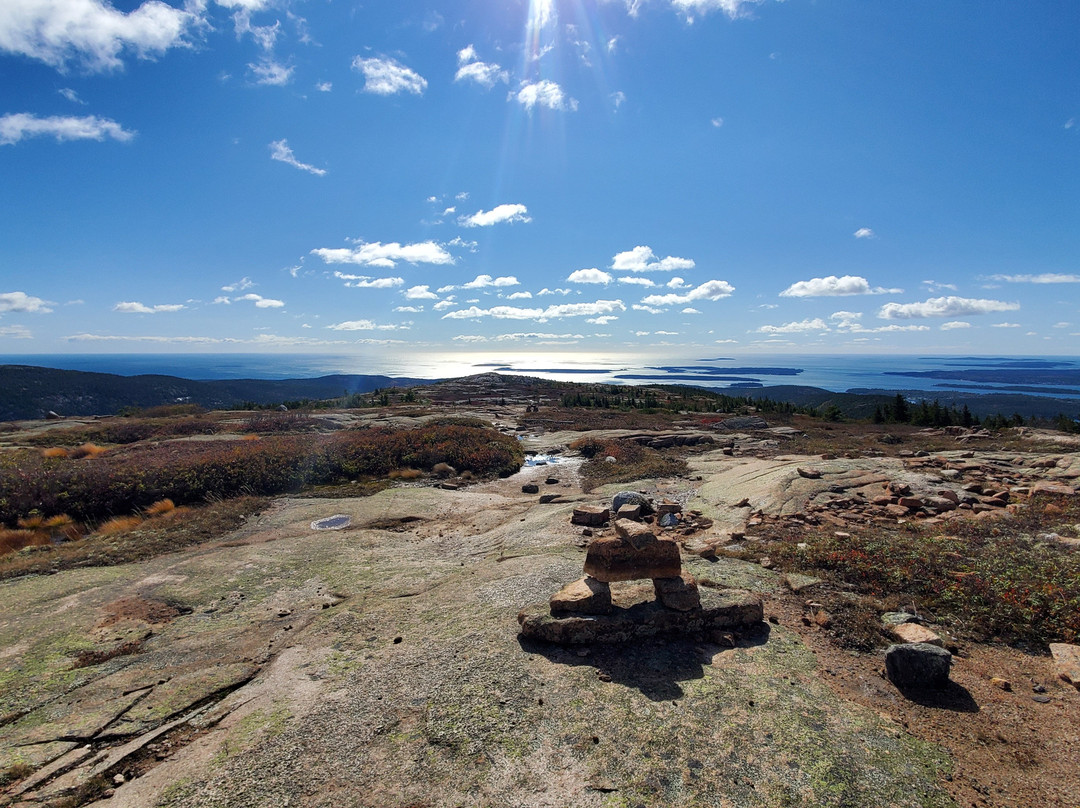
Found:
[0,365,427,421]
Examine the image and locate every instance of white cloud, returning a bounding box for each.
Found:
[248,58,293,86]
[640,279,734,306]
[269,139,326,176]
[221,277,255,292]
[114,301,184,313]
[404,285,439,300]
[236,293,284,308]
[213,296,231,304]
[567,268,612,284]
[506,291,532,300]
[921,279,958,292]
[611,245,694,273]
[780,275,900,297]
[0,325,33,338]
[315,81,332,92]
[352,56,426,95]
[587,315,618,325]
[537,287,571,296]
[853,227,875,239]
[619,276,655,287]
[1054,321,1071,329]
[611,90,626,109]
[312,241,454,267]
[394,306,421,313]
[632,304,663,314]
[878,296,1019,319]
[58,87,85,104]
[460,203,531,227]
[670,0,767,21]
[463,274,518,289]
[442,300,624,322]
[333,272,404,289]
[432,297,455,310]
[681,308,701,314]
[0,0,199,72]
[756,318,830,334]
[514,79,577,112]
[992,322,1021,328]
[0,113,134,145]
[667,277,690,289]
[940,321,971,330]
[0,291,53,314]
[710,117,723,128]
[986,273,1080,284]
[453,56,507,89]
[326,320,399,331]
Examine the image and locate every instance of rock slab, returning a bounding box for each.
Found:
[550,577,612,616]
[583,536,681,582]
[1049,643,1080,690]
[519,587,763,645]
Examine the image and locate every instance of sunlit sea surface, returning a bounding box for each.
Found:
[2,352,1080,400]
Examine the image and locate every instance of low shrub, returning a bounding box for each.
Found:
[144,498,176,517]
[0,423,524,527]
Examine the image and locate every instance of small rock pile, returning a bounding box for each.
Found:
[519,492,763,644]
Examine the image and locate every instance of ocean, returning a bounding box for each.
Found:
[2,352,1079,401]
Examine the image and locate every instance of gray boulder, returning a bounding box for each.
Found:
[885,642,952,689]
[612,491,652,515]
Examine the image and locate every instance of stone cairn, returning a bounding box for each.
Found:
[518,492,763,644]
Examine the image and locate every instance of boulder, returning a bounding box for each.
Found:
[888,623,943,647]
[615,503,642,521]
[613,519,657,550]
[658,513,680,528]
[550,577,612,615]
[655,501,682,516]
[539,494,560,504]
[583,536,682,583]
[571,506,609,527]
[612,491,652,515]
[521,483,540,494]
[653,572,701,611]
[1049,643,1080,690]
[885,643,952,689]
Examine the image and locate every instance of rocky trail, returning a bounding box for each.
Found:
[1,412,1078,807]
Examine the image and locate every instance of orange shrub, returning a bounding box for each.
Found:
[96,516,143,536]
[144,498,176,517]
[71,443,108,459]
[41,447,69,459]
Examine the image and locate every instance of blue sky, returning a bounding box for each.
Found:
[1,0,1078,366]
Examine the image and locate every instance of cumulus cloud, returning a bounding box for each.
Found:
[640,279,734,306]
[332,272,403,289]
[0,0,199,72]
[442,300,625,322]
[235,293,284,308]
[780,275,900,297]
[940,321,971,330]
[878,296,1019,319]
[248,58,293,86]
[0,291,54,314]
[0,113,134,145]
[611,245,694,273]
[756,318,830,334]
[460,203,530,227]
[985,273,1080,284]
[404,285,439,300]
[114,301,184,313]
[315,81,331,92]
[312,241,454,268]
[352,56,426,95]
[567,268,612,284]
[681,308,701,314]
[619,277,655,287]
[587,315,618,325]
[454,45,508,88]
[514,80,577,111]
[463,275,518,289]
[506,291,532,300]
[853,227,875,239]
[269,139,326,176]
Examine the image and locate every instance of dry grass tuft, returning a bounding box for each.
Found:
[0,529,48,555]
[432,462,456,477]
[144,498,176,517]
[96,516,144,536]
[17,514,46,531]
[41,446,69,459]
[388,468,423,480]
[70,442,107,459]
